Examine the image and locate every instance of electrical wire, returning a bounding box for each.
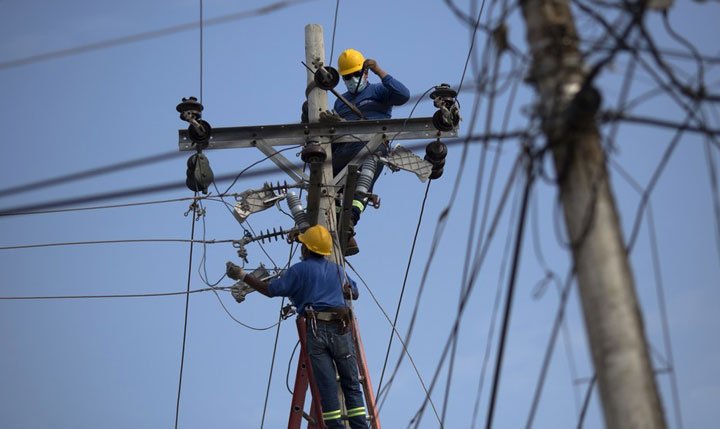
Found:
[260,298,286,429]
[646,204,684,429]
[0,137,525,217]
[575,374,597,429]
[0,150,182,199]
[328,0,340,66]
[375,181,431,398]
[344,261,442,426]
[483,156,535,429]
[0,0,319,70]
[285,340,301,394]
[0,238,235,251]
[0,287,229,301]
[174,195,198,429]
[469,158,523,429]
[401,154,524,428]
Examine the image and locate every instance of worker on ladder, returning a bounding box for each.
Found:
[328,48,410,256]
[226,225,369,429]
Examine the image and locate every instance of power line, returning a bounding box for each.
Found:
[0,136,527,217]
[345,261,442,426]
[483,155,535,429]
[0,150,183,199]
[0,238,235,251]
[174,197,198,429]
[375,181,431,398]
[0,0,318,70]
[0,286,227,301]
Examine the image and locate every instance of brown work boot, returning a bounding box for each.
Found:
[345,235,360,256]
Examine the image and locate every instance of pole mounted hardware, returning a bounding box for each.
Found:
[424,140,448,180]
[177,96,215,194]
[430,84,461,132]
[230,264,272,303]
[313,65,340,91]
[233,227,297,263]
[300,142,327,163]
[176,96,212,148]
[185,152,214,194]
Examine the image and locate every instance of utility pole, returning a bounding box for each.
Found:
[304,24,338,250]
[518,1,667,428]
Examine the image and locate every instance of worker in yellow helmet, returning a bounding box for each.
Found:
[226,225,369,428]
[332,48,410,255]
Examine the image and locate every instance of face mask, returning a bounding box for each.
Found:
[344,75,367,94]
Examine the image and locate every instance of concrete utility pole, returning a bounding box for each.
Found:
[518,1,667,428]
[304,24,338,254]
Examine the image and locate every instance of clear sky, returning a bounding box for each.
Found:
[1,0,718,428]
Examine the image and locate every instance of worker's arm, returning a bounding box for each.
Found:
[364,59,387,79]
[365,59,410,106]
[343,278,360,300]
[226,262,272,297]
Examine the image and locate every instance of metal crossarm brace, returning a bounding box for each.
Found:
[332,133,386,187]
[178,117,457,151]
[253,138,308,183]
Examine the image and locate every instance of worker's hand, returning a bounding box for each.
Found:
[226,261,246,281]
[319,109,344,123]
[363,59,387,78]
[343,283,357,300]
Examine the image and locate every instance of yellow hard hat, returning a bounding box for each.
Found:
[297,225,333,256]
[338,48,365,76]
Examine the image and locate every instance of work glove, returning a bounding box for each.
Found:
[226,261,246,281]
[319,109,344,123]
[231,283,249,303]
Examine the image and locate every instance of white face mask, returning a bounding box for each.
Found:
[344,75,367,94]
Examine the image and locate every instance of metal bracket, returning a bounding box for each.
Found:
[254,139,308,183]
[379,145,434,182]
[232,184,286,224]
[230,265,276,303]
[332,133,387,187]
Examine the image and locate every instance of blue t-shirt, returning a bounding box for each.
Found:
[267,256,358,315]
[334,74,410,120]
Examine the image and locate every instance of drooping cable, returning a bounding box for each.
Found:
[328,0,340,66]
[260,297,287,429]
[0,0,319,70]
[483,156,535,429]
[174,195,198,429]
[375,181,431,398]
[0,287,228,301]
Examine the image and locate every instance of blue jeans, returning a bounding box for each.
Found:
[306,320,369,429]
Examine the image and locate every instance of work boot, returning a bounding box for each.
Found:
[345,235,360,256]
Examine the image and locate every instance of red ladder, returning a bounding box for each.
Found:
[288,316,381,429]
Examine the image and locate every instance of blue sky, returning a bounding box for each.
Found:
[1,0,719,428]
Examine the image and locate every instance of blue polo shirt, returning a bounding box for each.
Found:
[267,256,358,315]
[334,74,410,120]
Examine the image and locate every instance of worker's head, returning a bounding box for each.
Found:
[338,48,368,94]
[297,224,333,257]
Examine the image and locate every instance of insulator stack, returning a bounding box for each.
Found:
[356,157,378,195]
[286,192,310,230]
[255,227,288,244]
[264,180,291,193]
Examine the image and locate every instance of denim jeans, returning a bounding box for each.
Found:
[306,320,369,429]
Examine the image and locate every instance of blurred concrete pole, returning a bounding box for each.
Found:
[518,1,667,428]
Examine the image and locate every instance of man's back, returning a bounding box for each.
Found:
[267,256,354,315]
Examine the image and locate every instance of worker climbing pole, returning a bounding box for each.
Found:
[175,23,459,429]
